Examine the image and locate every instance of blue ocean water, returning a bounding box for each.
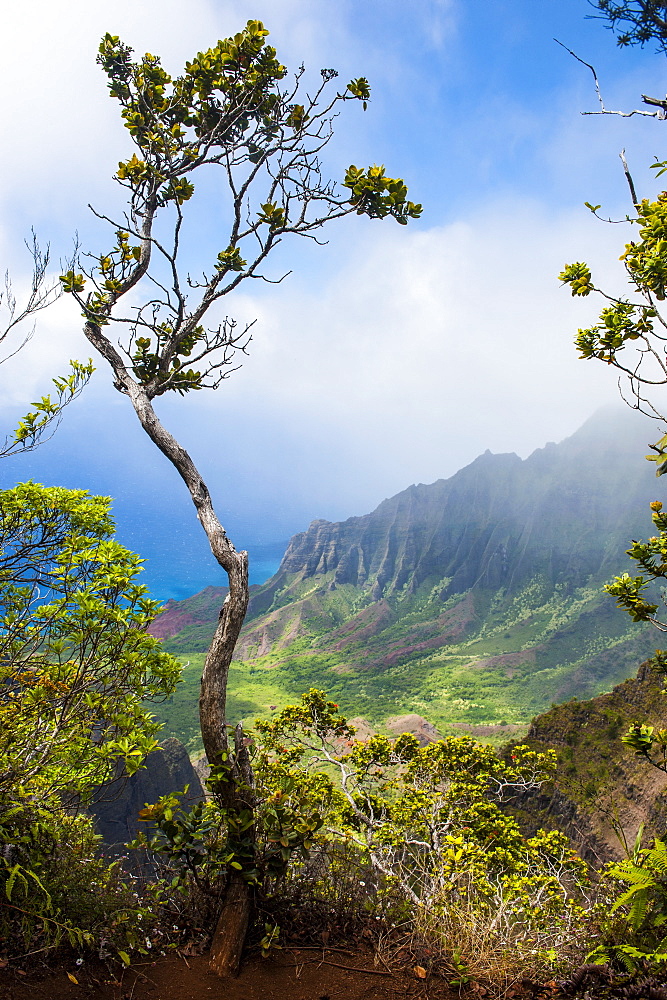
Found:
[1,410,290,605]
[133,542,285,604]
[64,497,286,604]
[94,487,288,602]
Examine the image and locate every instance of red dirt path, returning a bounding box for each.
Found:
[0,950,459,1000]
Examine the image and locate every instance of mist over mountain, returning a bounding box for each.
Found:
[152,409,666,752]
[262,408,659,607]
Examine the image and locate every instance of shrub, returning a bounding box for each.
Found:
[0,483,181,963]
[138,689,596,988]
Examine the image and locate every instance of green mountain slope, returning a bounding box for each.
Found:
[510,657,667,862]
[150,410,665,754]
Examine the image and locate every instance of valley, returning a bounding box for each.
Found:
[149,410,663,756]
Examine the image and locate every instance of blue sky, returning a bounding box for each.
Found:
[2,0,667,599]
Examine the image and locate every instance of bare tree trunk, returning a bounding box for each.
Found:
[208,872,251,977]
[119,384,253,976]
[208,724,256,976]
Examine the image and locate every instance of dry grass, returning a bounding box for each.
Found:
[401,892,589,994]
[258,844,601,998]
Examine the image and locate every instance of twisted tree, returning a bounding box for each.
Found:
[59,19,420,974]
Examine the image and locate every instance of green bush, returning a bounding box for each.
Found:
[0,808,164,964]
[0,483,181,963]
[138,689,596,988]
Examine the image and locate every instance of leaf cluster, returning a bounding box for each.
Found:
[135,758,333,900]
[604,501,667,629]
[561,184,667,470]
[60,22,419,404]
[588,837,667,972]
[591,1,667,53]
[10,360,95,451]
[1,238,93,458]
[343,164,422,224]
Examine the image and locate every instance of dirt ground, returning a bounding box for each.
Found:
[0,949,462,1000]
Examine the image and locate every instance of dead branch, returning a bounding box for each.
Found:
[555,38,665,117]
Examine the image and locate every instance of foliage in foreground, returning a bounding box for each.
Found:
[0,485,641,983]
[0,482,181,962]
[139,690,595,987]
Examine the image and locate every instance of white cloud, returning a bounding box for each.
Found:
[0,0,353,231]
[0,0,661,524]
[181,196,629,499]
[0,188,639,512]
[0,0,360,405]
[421,0,458,49]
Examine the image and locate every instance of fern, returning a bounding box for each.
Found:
[2,858,95,954]
[612,875,653,929]
[587,942,667,973]
[604,836,667,962]
[4,863,27,902]
[3,861,52,911]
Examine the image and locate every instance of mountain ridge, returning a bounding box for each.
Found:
[150,409,665,753]
[267,409,660,602]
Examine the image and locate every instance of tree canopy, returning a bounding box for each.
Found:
[64,21,420,403]
[0,482,181,807]
[591,1,667,52]
[0,482,181,960]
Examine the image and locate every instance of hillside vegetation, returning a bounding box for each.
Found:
[511,657,667,863]
[150,411,662,756]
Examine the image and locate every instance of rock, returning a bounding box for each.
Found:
[385,714,442,745]
[347,717,376,741]
[91,737,204,857]
[193,755,211,786]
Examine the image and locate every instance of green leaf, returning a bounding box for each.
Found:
[59,271,86,294]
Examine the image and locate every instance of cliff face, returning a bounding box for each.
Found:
[511,660,667,862]
[268,410,660,605]
[231,409,660,675]
[91,738,204,857]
